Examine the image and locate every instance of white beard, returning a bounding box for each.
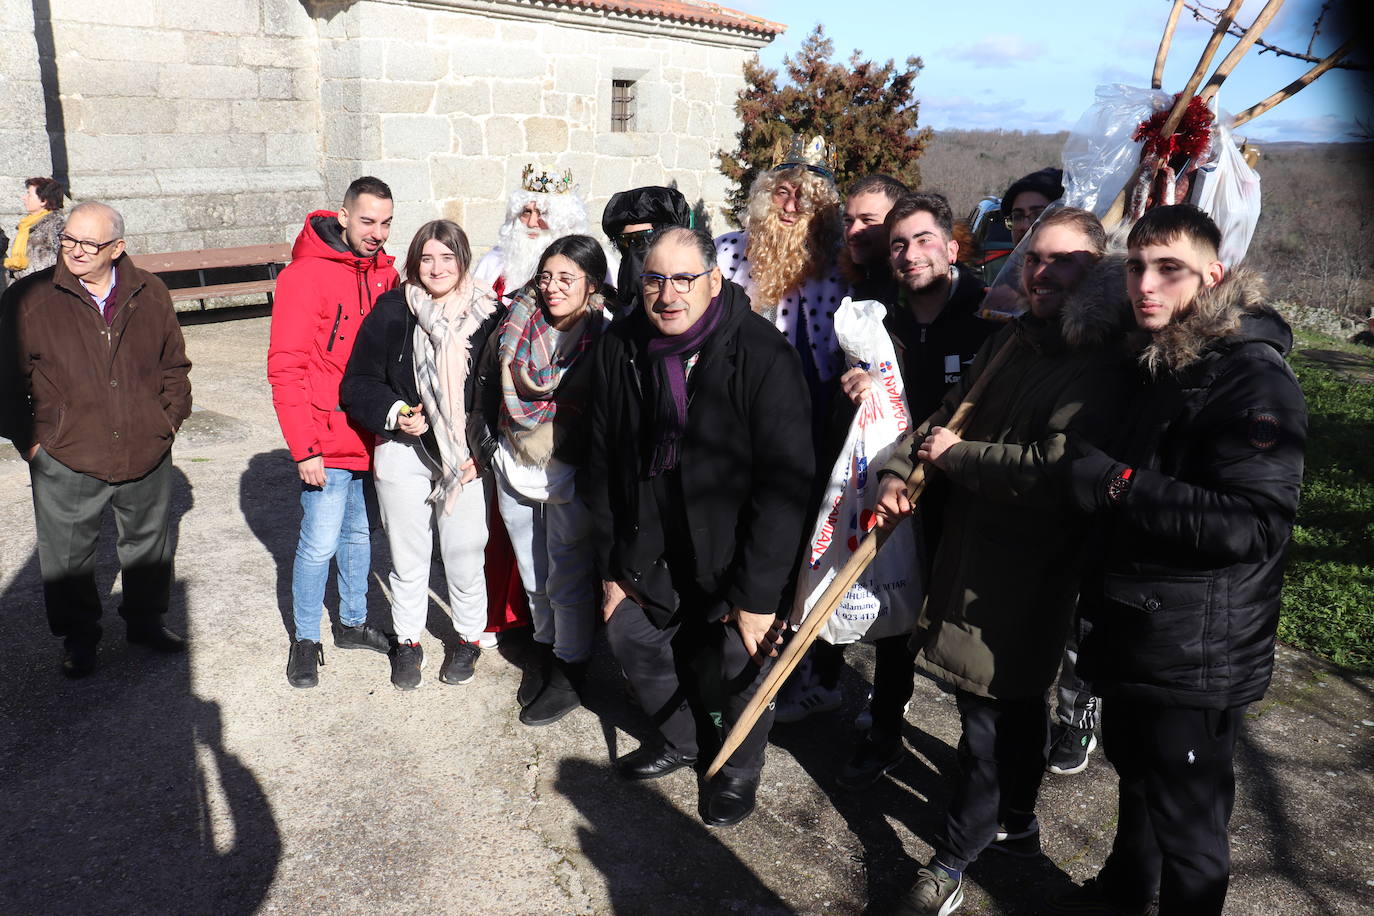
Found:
[497,227,553,289]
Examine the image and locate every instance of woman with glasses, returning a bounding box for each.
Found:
[339,219,501,690]
[5,177,65,281]
[468,234,611,725]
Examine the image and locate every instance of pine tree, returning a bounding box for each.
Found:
[718,25,932,225]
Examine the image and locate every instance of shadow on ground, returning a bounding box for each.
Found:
[0,467,281,915]
[557,756,791,915]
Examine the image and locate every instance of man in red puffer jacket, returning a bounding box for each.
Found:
[267,176,399,688]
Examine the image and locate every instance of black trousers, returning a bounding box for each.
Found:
[606,597,777,778]
[811,634,915,741]
[1098,699,1244,915]
[936,690,1049,871]
[1055,611,1098,729]
[29,448,173,645]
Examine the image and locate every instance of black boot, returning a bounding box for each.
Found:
[520,657,585,726]
[517,641,553,707]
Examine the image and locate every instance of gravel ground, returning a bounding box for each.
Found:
[1,315,1371,915]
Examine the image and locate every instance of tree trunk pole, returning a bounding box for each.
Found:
[1153,0,1186,90]
[1104,0,1246,227]
[1232,38,1355,127]
[704,339,1019,781]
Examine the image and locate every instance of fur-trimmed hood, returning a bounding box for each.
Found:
[1015,252,1136,352]
[1138,268,1290,376]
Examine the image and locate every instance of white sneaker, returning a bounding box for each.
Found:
[775,683,843,724]
[477,631,500,649]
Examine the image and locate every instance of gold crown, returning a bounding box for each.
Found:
[772,134,834,180]
[521,164,575,194]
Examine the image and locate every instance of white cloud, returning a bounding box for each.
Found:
[940,35,1039,67]
[1094,64,1144,86]
[920,94,1068,132]
[1237,113,1364,143]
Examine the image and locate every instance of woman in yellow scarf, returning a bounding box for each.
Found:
[5,177,66,280]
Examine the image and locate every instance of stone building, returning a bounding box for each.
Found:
[1,0,782,262]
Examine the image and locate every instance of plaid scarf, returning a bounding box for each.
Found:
[498,283,603,438]
[408,277,497,515]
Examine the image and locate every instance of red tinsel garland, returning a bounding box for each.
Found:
[1133,94,1215,161]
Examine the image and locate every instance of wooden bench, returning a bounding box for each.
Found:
[133,243,292,310]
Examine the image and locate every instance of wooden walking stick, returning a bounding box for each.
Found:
[704,339,1020,780]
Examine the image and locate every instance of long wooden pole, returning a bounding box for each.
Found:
[1152,0,1186,90]
[704,339,1020,780]
[1103,0,1245,227]
[1231,38,1354,127]
[1198,0,1287,104]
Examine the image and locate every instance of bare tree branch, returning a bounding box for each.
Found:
[1180,0,1366,70]
[1307,1,1332,58]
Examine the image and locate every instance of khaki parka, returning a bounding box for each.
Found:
[882,255,1135,699]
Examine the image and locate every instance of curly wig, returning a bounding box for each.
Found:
[743,166,842,310]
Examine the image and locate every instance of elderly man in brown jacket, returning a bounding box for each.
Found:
[0,201,192,678]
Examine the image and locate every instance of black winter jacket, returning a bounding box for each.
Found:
[886,266,996,423]
[339,287,505,457]
[1074,271,1307,709]
[585,280,816,628]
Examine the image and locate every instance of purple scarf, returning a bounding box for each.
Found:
[644,293,727,476]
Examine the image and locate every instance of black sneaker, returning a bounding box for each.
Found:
[287,639,324,688]
[62,640,99,679]
[439,639,481,685]
[1048,722,1098,775]
[334,622,390,654]
[391,640,424,690]
[836,733,905,790]
[988,817,1042,859]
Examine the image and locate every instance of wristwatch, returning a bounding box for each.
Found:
[1106,467,1134,506]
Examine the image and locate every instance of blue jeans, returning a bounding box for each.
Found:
[292,468,370,642]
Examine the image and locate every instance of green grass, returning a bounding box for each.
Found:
[1282,337,1374,672]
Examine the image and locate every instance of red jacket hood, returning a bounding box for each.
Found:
[291,209,396,274]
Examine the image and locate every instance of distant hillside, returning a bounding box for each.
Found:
[916,129,1373,319]
[919,129,1068,218]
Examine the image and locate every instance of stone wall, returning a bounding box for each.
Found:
[1,0,775,264]
[311,0,764,257]
[1,0,324,254]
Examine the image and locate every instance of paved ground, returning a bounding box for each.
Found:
[1,313,1371,915]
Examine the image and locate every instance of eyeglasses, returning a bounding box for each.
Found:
[1004,207,1047,230]
[535,272,586,290]
[614,228,656,254]
[59,235,120,255]
[640,270,711,294]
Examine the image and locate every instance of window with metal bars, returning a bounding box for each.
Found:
[611,79,636,133]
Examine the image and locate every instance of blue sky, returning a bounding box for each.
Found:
[725,0,1368,142]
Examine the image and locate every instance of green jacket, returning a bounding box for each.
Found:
[883,255,1134,699]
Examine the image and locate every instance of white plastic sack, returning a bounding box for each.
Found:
[1190,112,1261,269]
[791,297,924,645]
[1062,84,1171,218]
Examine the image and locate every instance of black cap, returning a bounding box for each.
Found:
[1001,167,1064,213]
[601,186,692,238]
